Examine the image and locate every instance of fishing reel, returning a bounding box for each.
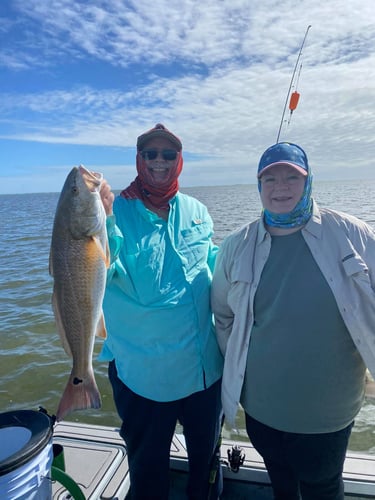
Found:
[227,445,245,473]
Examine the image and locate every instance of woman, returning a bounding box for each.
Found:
[100,124,223,499]
[211,142,375,500]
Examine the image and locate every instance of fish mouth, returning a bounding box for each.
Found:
[78,165,103,192]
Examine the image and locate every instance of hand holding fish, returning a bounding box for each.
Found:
[100,179,114,216]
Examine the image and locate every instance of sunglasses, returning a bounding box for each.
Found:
[141,149,178,161]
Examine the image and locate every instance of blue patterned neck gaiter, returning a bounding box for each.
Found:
[259,173,313,228]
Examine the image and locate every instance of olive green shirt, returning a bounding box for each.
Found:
[241,230,366,433]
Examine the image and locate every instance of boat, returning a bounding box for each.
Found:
[52,420,375,499]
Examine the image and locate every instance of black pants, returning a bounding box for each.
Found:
[245,413,353,500]
[109,361,222,500]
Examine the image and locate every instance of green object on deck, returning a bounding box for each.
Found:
[52,443,65,472]
[51,465,86,500]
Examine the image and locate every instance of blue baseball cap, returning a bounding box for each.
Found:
[257,142,309,178]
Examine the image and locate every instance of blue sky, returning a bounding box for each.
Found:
[1,0,374,194]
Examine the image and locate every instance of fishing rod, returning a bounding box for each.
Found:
[276,25,311,143]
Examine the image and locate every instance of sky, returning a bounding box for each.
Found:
[0,0,374,194]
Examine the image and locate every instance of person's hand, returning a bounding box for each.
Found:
[100,179,115,216]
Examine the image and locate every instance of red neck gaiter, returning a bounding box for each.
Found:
[121,152,183,211]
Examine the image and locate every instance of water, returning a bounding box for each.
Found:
[0,181,374,455]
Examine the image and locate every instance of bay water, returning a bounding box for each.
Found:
[0,181,374,454]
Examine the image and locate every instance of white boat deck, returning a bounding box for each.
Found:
[52,421,375,499]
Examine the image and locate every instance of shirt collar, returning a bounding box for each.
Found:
[303,199,322,238]
[257,216,269,243]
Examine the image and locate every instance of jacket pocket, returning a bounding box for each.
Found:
[179,222,211,268]
[342,252,374,297]
[342,252,369,277]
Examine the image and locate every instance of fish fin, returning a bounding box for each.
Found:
[105,240,110,269]
[92,236,111,269]
[96,312,107,338]
[52,292,72,357]
[56,370,101,422]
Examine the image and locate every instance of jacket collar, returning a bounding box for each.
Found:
[303,199,322,239]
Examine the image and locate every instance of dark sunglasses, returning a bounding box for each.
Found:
[141,149,178,161]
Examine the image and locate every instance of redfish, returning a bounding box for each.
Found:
[50,165,109,421]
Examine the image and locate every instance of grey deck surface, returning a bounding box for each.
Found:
[52,421,375,499]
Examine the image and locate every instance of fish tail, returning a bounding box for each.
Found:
[56,371,101,421]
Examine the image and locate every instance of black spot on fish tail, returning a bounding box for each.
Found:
[73,377,83,385]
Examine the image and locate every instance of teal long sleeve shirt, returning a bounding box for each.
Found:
[99,192,223,401]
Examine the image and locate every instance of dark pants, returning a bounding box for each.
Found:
[245,413,353,500]
[109,361,222,500]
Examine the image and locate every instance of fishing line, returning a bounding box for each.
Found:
[287,63,303,125]
[276,25,311,143]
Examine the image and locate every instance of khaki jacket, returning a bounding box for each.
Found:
[211,200,375,427]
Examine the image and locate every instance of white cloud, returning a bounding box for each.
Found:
[6,0,372,68]
[0,0,374,193]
